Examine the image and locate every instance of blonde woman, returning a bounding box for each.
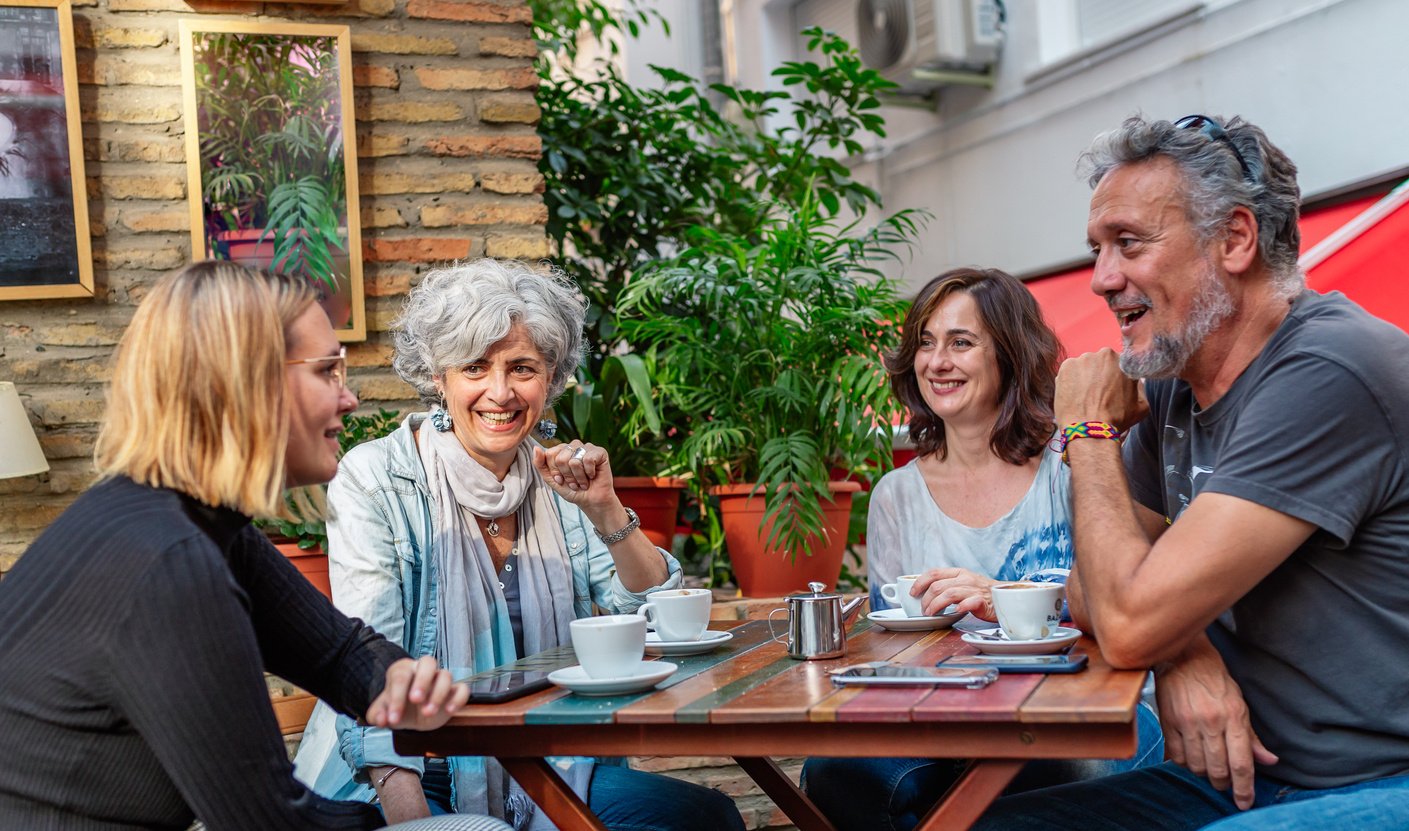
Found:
[0,261,504,831]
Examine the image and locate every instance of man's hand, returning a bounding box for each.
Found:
[1155,636,1278,810]
[1054,348,1147,431]
[366,655,469,730]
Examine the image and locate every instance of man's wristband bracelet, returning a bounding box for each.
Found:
[594,506,640,545]
[374,767,404,790]
[1058,421,1124,465]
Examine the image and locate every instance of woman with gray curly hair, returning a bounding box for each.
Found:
[295,260,745,831]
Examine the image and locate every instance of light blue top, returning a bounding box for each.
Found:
[865,445,1073,612]
[292,413,683,806]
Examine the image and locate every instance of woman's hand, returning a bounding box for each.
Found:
[913,567,999,620]
[533,440,617,512]
[366,656,469,730]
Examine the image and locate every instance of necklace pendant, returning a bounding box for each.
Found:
[486,518,500,537]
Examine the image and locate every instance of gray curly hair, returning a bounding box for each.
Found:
[392,259,587,405]
[1079,114,1304,300]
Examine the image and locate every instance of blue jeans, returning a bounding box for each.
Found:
[421,762,745,831]
[801,701,1165,831]
[971,761,1409,830]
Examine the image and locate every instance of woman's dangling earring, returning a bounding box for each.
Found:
[536,419,557,440]
[431,396,453,432]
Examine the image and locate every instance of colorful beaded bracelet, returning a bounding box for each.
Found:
[1058,421,1124,464]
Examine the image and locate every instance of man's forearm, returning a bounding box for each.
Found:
[1067,437,1160,665]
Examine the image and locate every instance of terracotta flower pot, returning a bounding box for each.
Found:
[272,540,333,600]
[710,481,862,598]
[215,228,353,329]
[612,476,687,549]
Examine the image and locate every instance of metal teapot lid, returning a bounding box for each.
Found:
[786,581,841,603]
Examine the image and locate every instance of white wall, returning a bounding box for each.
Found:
[622,0,1407,291]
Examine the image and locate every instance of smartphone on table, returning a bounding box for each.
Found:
[467,669,554,703]
[939,653,1089,674]
[828,662,998,689]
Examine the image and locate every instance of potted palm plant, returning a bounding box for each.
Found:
[619,188,921,596]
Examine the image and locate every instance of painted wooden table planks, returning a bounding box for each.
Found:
[396,619,1146,831]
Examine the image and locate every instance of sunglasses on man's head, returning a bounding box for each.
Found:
[1173,114,1257,184]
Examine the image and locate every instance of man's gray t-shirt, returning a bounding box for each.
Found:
[1124,290,1409,790]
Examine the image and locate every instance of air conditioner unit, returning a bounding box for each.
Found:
[858,0,1005,94]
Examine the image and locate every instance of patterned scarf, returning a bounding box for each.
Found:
[418,425,588,827]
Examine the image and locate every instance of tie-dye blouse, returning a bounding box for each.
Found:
[866,443,1073,611]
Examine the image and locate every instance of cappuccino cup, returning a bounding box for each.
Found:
[638,588,712,642]
[880,574,924,617]
[570,614,647,679]
[990,582,1064,641]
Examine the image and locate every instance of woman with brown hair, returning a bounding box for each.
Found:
[0,261,504,831]
[801,267,1162,831]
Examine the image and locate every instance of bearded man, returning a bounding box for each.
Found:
[976,114,1409,830]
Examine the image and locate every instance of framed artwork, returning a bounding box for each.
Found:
[0,0,93,300]
[179,20,365,341]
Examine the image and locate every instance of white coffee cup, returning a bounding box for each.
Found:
[880,574,924,617]
[638,588,712,642]
[569,614,647,679]
[990,582,1065,641]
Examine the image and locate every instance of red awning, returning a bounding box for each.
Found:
[1302,185,1409,331]
[1026,192,1398,355]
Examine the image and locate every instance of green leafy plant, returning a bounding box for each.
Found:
[533,12,887,361]
[259,407,402,549]
[553,352,673,473]
[620,181,922,561]
[194,32,347,292]
[532,12,923,577]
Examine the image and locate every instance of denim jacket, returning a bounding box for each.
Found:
[292,413,683,805]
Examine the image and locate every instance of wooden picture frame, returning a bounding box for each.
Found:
[179,20,365,341]
[0,0,93,301]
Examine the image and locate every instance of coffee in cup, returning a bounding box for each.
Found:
[638,588,712,642]
[569,614,647,678]
[990,582,1064,641]
[880,574,925,617]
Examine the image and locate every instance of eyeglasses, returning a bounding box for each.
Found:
[285,346,346,389]
[1173,114,1257,183]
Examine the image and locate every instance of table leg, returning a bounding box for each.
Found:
[498,757,608,831]
[733,757,838,831]
[913,759,1025,831]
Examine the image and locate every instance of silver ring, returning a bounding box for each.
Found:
[571,446,587,461]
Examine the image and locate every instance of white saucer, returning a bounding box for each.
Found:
[644,629,734,656]
[868,607,966,631]
[547,661,678,696]
[961,626,1082,655]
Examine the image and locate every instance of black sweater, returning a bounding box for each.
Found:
[0,477,408,830]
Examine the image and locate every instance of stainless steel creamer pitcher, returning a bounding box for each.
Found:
[768,582,866,660]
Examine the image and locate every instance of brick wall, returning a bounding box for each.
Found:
[0,0,548,572]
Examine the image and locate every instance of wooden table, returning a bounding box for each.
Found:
[395,618,1146,831]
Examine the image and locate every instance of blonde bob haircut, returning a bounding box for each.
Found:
[95,260,317,517]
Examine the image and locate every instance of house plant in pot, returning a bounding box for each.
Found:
[619,188,921,596]
[552,351,686,549]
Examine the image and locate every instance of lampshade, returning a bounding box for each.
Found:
[0,382,50,479]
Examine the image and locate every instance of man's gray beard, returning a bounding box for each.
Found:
[1118,266,1235,380]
